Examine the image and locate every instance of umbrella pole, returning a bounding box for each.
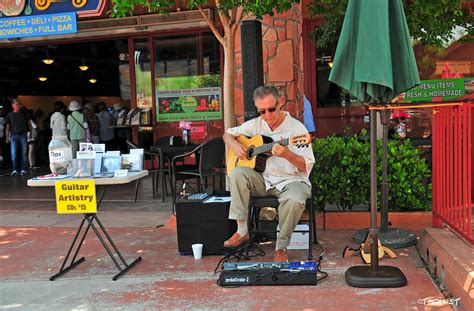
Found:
[381,110,389,232]
[369,109,379,270]
[352,109,417,248]
[344,109,407,288]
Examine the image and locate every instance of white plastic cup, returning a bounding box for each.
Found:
[191,243,203,259]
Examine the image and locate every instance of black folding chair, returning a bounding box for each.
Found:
[150,136,184,201]
[171,137,226,208]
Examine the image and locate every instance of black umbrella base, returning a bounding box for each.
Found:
[345,266,407,288]
[352,228,417,248]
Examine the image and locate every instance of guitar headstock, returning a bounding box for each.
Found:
[290,134,312,148]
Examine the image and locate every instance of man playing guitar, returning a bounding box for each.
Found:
[223,85,315,262]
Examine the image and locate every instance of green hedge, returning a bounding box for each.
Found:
[311,129,432,211]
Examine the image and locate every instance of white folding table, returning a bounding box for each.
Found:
[28,170,148,281]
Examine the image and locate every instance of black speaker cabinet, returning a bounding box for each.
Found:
[175,200,236,255]
[240,20,264,120]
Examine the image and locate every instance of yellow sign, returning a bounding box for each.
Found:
[55,180,97,214]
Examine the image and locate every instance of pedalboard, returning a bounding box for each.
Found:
[218,261,318,286]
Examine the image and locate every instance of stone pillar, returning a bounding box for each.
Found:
[233,3,304,124]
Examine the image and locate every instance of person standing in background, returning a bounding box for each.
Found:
[96,102,115,151]
[112,103,129,154]
[303,96,316,134]
[84,102,100,143]
[67,101,86,158]
[0,106,5,175]
[27,109,39,170]
[5,98,32,176]
[50,101,67,138]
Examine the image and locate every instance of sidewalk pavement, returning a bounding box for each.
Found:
[0,174,450,310]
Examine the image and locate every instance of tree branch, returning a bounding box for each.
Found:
[231,6,243,34]
[197,6,224,46]
[241,11,251,21]
[229,7,237,26]
[215,0,230,33]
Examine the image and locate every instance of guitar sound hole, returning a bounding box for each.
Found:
[247,147,254,159]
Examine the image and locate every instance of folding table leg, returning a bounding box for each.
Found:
[50,186,141,281]
[134,179,140,202]
[86,215,142,281]
[50,216,91,281]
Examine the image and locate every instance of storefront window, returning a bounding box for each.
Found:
[134,38,152,110]
[153,33,222,127]
[314,44,367,136]
[201,34,221,76]
[134,38,153,149]
[316,44,358,108]
[154,34,198,78]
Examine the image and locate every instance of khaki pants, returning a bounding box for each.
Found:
[70,138,86,159]
[228,167,311,250]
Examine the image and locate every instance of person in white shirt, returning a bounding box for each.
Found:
[27,110,39,169]
[223,85,315,262]
[50,101,67,138]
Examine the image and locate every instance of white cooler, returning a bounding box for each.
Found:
[277,224,309,250]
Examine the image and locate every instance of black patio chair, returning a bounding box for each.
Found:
[171,137,226,209]
[151,136,184,201]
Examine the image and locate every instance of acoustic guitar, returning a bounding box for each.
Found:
[226,134,312,176]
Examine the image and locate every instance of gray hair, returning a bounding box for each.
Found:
[253,85,280,102]
[11,98,20,105]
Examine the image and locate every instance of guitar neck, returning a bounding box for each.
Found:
[253,138,289,156]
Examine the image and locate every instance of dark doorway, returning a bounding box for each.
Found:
[0,39,128,97]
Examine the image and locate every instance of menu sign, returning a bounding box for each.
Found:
[404,78,465,102]
[0,12,76,39]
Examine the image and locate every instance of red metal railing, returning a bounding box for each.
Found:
[432,102,473,244]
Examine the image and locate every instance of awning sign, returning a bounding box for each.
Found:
[0,12,77,39]
[55,180,97,214]
[404,78,465,102]
[0,0,105,18]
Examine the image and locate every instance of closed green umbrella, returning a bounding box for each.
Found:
[329,0,420,103]
[328,0,420,288]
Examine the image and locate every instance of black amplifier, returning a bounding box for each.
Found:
[218,262,318,286]
[175,200,236,255]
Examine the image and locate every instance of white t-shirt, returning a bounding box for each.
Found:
[227,112,315,190]
[28,120,38,142]
[50,112,67,138]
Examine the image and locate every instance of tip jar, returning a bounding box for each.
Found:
[48,136,73,174]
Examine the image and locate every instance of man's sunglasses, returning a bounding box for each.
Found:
[258,106,277,115]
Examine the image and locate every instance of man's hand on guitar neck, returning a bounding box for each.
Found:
[271,143,290,157]
[272,143,307,173]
